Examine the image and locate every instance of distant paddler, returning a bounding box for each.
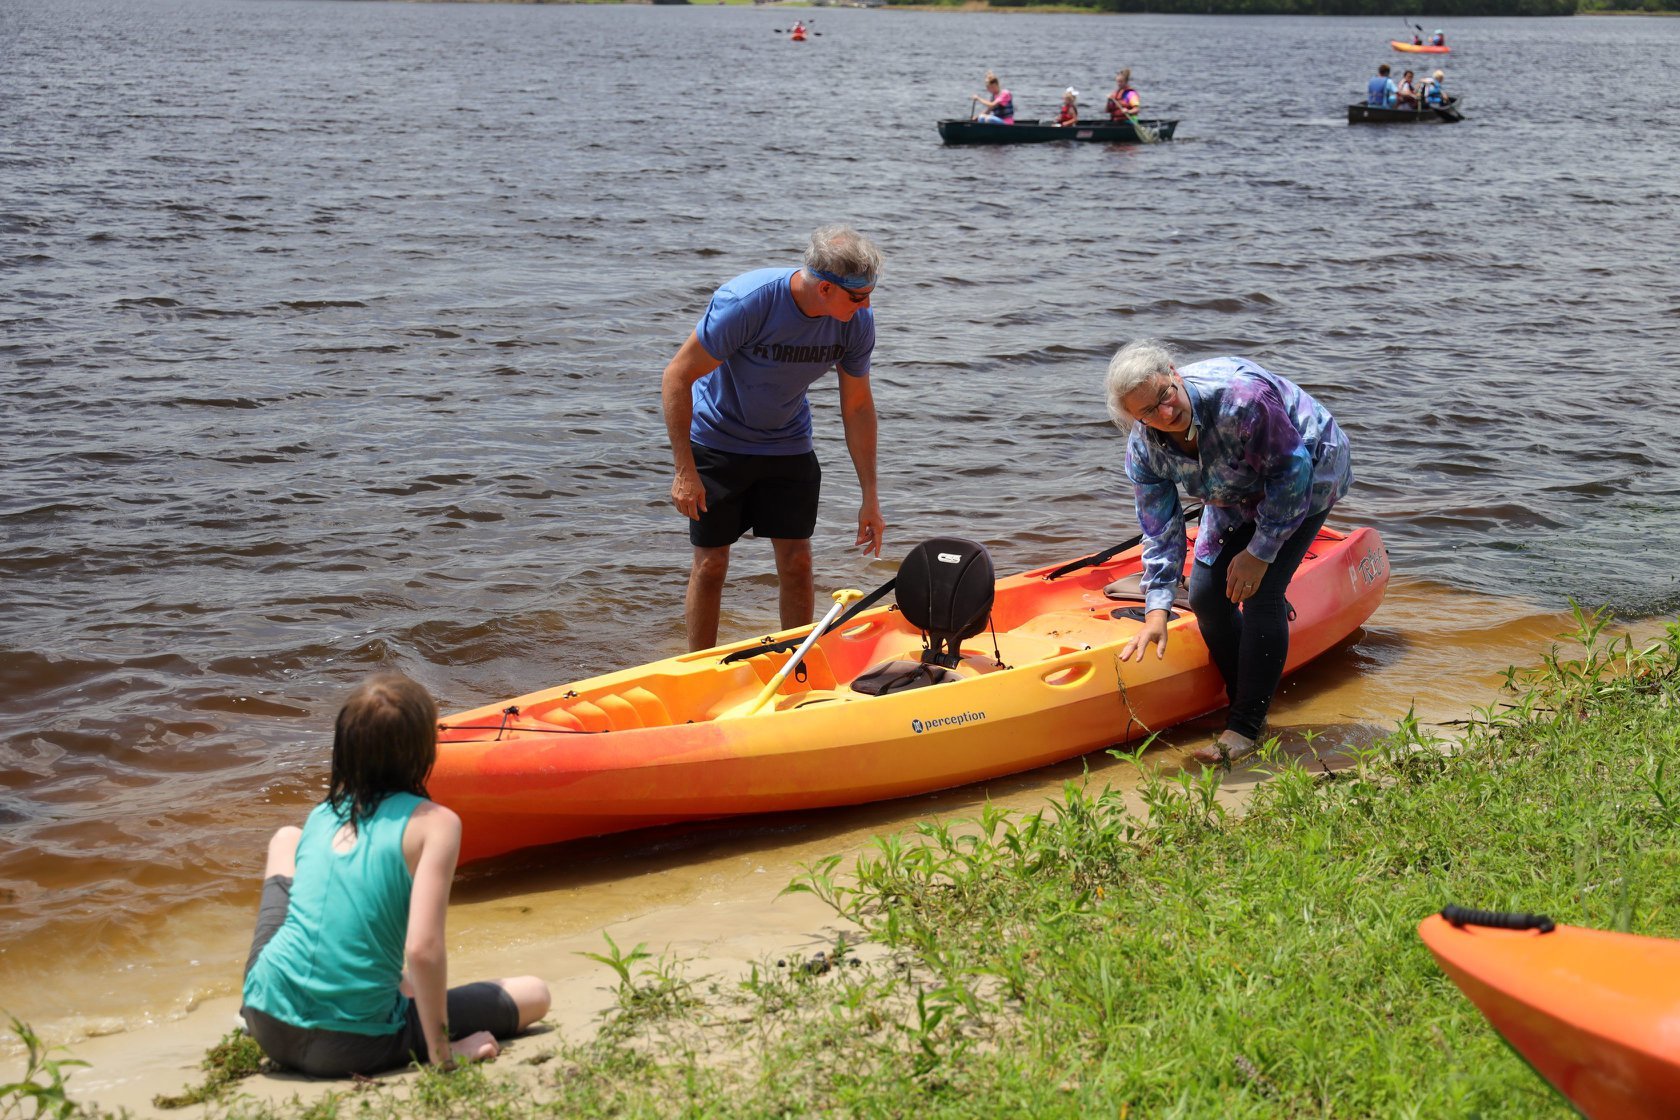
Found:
[970,71,1014,124]
[1051,87,1080,128]
[1105,68,1142,122]
[1106,341,1353,767]
[1366,63,1398,108]
[662,225,886,652]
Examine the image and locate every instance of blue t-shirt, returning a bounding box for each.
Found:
[1366,76,1397,108]
[690,267,875,456]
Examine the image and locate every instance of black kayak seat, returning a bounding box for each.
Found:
[895,536,995,666]
[850,537,995,697]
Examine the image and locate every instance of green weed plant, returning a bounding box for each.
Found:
[1,1015,89,1120]
[153,1029,266,1109]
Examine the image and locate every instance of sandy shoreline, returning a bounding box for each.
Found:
[16,598,1665,1117]
[1,723,1313,1117]
[0,734,1394,1116]
[61,883,859,1117]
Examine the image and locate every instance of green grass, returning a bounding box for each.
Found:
[0,1014,88,1120]
[12,609,1679,1118]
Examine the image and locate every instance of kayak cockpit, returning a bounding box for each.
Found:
[440,609,1115,739]
[434,536,1167,742]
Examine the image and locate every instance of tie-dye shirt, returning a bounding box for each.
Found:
[1125,356,1352,615]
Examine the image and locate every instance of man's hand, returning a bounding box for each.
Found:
[671,468,707,521]
[1119,610,1171,661]
[855,499,884,557]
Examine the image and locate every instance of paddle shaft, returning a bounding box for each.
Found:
[737,589,861,716]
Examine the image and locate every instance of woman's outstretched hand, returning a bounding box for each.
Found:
[1119,610,1171,661]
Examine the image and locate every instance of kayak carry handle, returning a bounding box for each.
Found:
[1440,905,1556,933]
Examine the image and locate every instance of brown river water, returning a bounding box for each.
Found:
[3,0,1678,1046]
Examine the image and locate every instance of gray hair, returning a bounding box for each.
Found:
[1104,339,1176,429]
[803,225,883,283]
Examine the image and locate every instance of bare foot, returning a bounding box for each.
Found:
[1192,731,1257,767]
[449,1031,500,1064]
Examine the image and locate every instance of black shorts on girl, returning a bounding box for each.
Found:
[688,442,821,548]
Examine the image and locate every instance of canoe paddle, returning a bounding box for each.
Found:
[1128,114,1160,144]
[719,587,863,719]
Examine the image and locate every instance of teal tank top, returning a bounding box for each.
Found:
[243,792,424,1035]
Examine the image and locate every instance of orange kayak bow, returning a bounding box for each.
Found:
[1420,907,1680,1119]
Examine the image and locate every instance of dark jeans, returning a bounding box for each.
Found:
[1186,508,1331,740]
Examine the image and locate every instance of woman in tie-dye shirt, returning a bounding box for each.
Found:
[1104,341,1352,766]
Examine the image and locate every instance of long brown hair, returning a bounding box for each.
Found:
[327,673,437,832]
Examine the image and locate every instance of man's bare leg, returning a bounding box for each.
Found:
[771,538,815,632]
[686,545,731,651]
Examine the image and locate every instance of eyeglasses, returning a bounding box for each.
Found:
[1133,381,1176,423]
[830,284,872,305]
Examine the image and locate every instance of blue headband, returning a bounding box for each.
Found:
[809,267,876,292]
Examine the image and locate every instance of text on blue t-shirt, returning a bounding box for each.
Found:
[690,267,875,456]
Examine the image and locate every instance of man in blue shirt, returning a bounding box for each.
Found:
[1367,63,1398,109]
[661,225,885,651]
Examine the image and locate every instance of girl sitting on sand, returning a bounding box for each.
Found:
[240,673,550,1077]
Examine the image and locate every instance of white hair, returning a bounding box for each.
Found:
[1104,339,1177,429]
[802,225,883,281]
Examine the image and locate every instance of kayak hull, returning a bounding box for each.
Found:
[937,118,1178,145]
[433,526,1388,863]
[1348,99,1463,124]
[1419,914,1680,1118]
[1391,40,1451,53]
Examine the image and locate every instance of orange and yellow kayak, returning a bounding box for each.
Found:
[1420,909,1680,1118]
[1391,40,1450,53]
[432,524,1388,863]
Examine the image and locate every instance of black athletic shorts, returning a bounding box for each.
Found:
[240,875,519,1078]
[688,442,822,549]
